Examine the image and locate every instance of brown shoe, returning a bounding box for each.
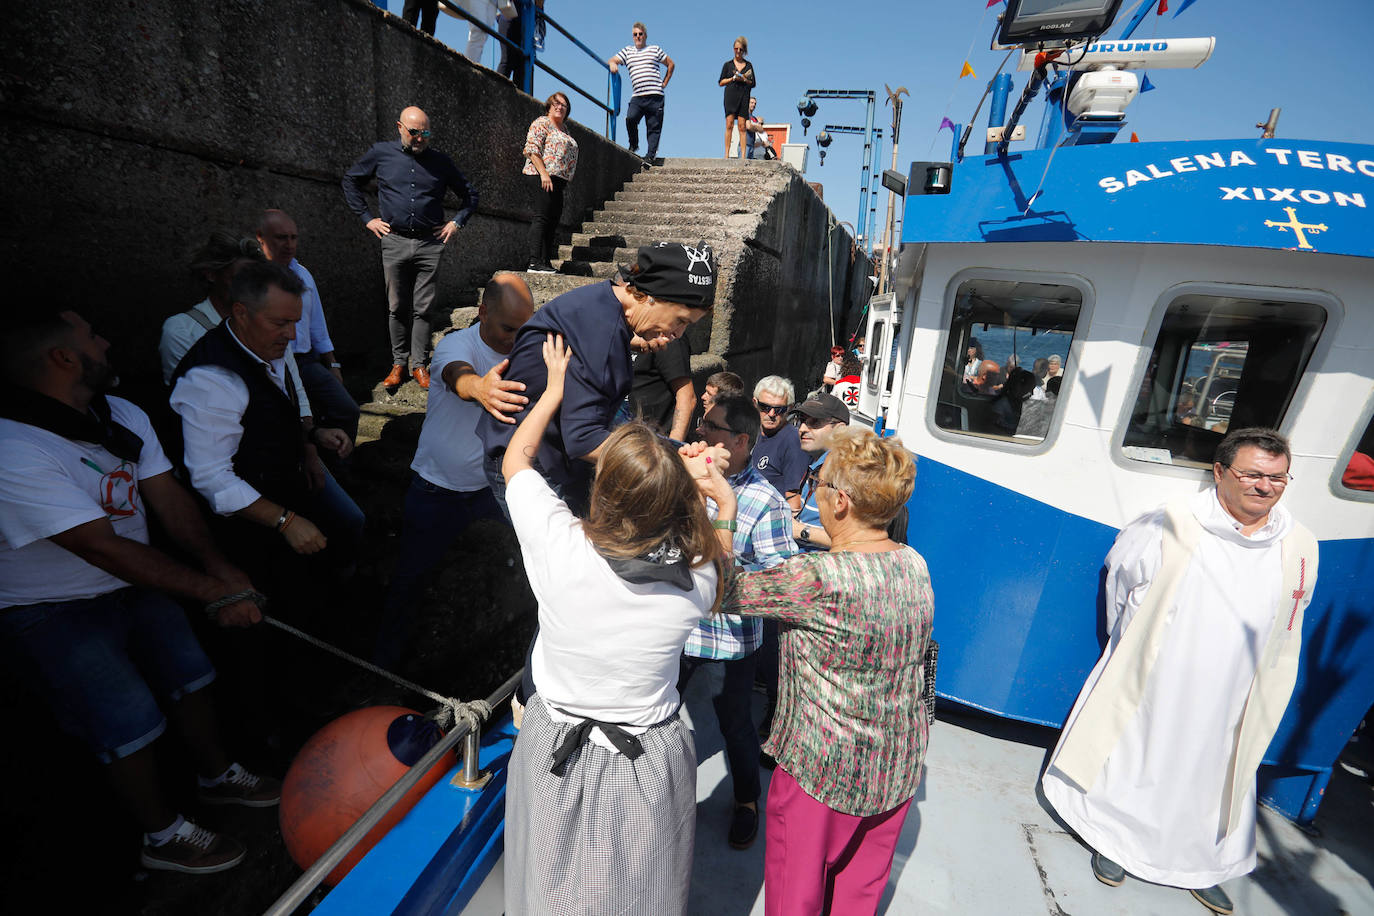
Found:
[412,366,431,389]
[382,364,405,387]
[140,820,245,875]
[197,763,282,808]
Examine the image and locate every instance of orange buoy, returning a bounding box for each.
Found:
[279,705,453,886]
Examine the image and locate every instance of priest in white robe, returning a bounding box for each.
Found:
[1042,428,1318,916]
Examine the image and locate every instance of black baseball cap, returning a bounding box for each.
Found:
[791,393,850,425]
[618,240,718,309]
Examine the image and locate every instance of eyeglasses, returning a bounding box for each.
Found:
[401,126,432,138]
[698,419,740,436]
[805,466,847,495]
[756,400,789,416]
[1223,464,1292,487]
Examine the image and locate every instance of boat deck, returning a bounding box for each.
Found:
[682,674,1373,915]
[461,672,1373,915]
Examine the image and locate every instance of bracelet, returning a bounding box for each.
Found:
[276,510,296,532]
[329,362,343,370]
[712,519,737,531]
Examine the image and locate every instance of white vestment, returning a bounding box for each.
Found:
[1042,489,1315,888]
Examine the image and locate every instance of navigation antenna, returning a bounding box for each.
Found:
[1257,108,1281,139]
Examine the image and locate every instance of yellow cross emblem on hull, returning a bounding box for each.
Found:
[1263,206,1327,250]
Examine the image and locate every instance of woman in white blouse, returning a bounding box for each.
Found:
[501,333,725,915]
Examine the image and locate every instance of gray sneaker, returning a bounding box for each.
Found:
[141,820,245,875]
[1091,851,1126,887]
[197,763,281,808]
[1189,885,1234,915]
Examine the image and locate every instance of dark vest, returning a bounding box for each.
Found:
[171,321,307,505]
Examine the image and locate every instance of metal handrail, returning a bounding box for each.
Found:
[262,669,525,916]
[426,0,620,137]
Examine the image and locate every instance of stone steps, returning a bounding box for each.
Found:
[598,198,764,216]
[354,156,796,446]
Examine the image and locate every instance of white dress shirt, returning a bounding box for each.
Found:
[288,260,336,356]
[159,298,313,414]
[169,322,309,515]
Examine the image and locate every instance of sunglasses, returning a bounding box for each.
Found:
[402,126,432,138]
[756,400,789,417]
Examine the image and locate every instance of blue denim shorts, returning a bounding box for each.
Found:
[0,587,216,763]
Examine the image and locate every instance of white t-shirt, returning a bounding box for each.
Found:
[0,397,173,608]
[412,326,505,492]
[506,469,716,746]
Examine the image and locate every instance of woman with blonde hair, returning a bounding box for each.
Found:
[502,333,725,915]
[718,35,755,157]
[698,426,934,916]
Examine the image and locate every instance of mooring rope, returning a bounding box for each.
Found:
[203,591,492,732]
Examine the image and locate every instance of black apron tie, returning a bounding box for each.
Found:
[548,708,645,776]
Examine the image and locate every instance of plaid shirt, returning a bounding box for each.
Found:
[684,464,797,660]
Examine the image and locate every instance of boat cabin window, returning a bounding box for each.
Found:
[1340,413,1374,494]
[1122,294,1326,469]
[933,278,1081,444]
[866,320,886,395]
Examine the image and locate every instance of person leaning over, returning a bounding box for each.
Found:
[682,390,797,851]
[701,427,933,916]
[0,308,277,876]
[501,333,724,916]
[523,92,578,273]
[342,105,479,389]
[478,241,717,517]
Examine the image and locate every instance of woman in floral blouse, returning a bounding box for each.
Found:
[523,91,579,272]
[698,426,933,916]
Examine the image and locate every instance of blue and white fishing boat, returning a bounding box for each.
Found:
[265,2,1373,912]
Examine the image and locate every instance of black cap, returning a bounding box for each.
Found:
[618,240,718,309]
[790,393,850,425]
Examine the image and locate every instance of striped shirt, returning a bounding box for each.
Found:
[615,44,669,97]
[683,464,796,660]
[724,548,935,815]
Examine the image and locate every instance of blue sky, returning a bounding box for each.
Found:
[424,0,1371,247]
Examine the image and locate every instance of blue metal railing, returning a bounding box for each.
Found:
[431,0,620,141]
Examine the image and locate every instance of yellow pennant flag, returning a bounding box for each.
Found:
[960,60,976,79]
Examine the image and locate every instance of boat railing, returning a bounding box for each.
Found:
[431,0,621,141]
[262,669,525,916]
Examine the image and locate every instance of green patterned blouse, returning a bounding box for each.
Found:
[724,546,934,816]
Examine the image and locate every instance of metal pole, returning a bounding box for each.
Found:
[262,670,524,916]
[985,73,1013,155]
[858,94,875,254]
[518,0,535,95]
[878,86,906,294]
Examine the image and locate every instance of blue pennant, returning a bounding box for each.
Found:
[1140,73,1157,93]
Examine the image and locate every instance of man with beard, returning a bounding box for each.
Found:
[0,309,277,875]
[342,105,480,389]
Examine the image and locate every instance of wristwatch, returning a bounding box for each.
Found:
[329,361,343,369]
[798,526,811,543]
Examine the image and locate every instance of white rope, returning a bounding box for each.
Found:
[259,613,492,732]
